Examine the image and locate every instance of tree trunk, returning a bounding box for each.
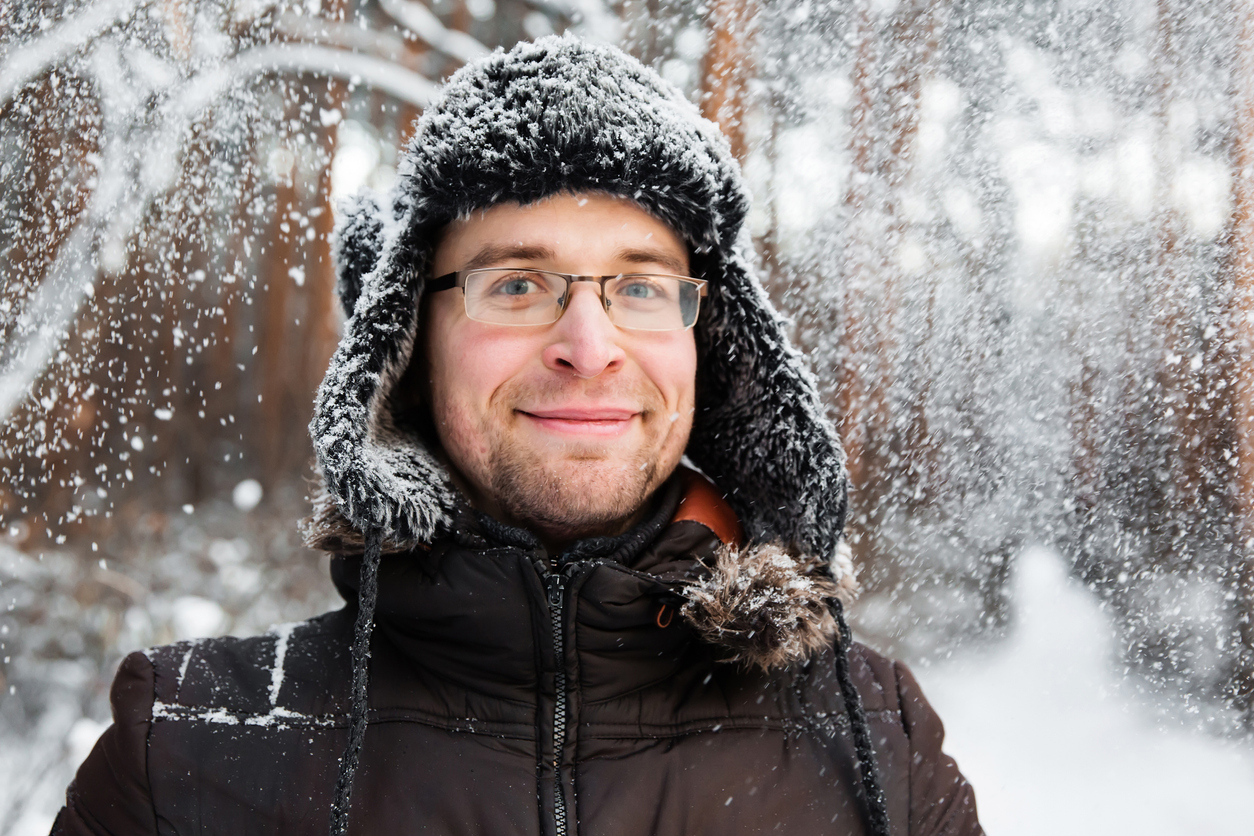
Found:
[701,0,753,161]
[1227,0,1254,723]
[837,0,943,524]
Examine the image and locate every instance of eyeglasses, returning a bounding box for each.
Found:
[426,268,708,331]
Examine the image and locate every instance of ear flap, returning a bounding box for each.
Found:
[331,189,388,317]
[687,239,849,565]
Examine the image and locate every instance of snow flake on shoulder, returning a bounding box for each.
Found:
[145,621,341,731]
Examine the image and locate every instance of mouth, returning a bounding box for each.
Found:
[517,406,641,437]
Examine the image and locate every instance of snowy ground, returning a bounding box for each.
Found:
[915,546,1254,835]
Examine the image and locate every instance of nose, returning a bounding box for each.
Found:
[541,282,625,378]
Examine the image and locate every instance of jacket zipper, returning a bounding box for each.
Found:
[546,571,570,836]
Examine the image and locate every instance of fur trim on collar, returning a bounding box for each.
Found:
[681,540,858,672]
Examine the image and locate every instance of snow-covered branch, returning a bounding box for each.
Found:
[186,41,438,118]
[0,0,152,107]
[0,40,436,425]
[0,226,96,423]
[274,13,414,65]
[376,0,491,64]
[106,40,435,247]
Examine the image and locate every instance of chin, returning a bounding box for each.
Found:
[490,449,664,534]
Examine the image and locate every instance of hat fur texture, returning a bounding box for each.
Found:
[309,34,853,669]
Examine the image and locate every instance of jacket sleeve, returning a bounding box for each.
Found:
[51,651,159,836]
[893,660,984,836]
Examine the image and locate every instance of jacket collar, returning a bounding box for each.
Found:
[333,468,848,681]
[670,467,745,549]
[328,471,717,702]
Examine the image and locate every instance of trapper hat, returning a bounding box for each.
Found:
[310,34,887,836]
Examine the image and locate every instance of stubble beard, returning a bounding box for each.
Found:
[488,443,661,540]
[476,378,689,542]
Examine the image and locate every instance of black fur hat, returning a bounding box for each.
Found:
[310,34,850,586]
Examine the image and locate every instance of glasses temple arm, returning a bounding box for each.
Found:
[426,272,460,293]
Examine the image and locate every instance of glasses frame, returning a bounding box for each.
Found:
[426,268,709,331]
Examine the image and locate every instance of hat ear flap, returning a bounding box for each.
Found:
[688,248,849,562]
[331,190,388,318]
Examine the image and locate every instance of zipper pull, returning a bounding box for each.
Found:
[546,574,564,608]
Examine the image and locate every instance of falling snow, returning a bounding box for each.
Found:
[3,0,1254,832]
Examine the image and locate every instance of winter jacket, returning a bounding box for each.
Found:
[53,471,981,836]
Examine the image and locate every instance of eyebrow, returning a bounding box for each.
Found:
[463,244,556,271]
[612,247,689,275]
[460,243,689,275]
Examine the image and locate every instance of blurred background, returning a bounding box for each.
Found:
[3,0,1254,832]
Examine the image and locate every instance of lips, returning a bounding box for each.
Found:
[518,405,641,437]
[524,406,638,421]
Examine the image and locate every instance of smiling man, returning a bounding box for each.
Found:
[53,36,982,836]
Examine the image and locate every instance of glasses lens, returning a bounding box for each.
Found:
[463,269,566,325]
[604,275,702,331]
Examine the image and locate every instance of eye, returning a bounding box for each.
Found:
[617,278,660,299]
[491,273,547,296]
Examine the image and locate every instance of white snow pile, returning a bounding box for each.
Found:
[916,546,1254,835]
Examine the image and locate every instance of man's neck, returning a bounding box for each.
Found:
[444,465,665,556]
[531,501,655,556]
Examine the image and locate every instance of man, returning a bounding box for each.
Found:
[54,36,982,836]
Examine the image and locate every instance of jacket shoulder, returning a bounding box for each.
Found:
[53,651,159,835]
[54,612,353,835]
[143,608,353,722]
[792,640,917,737]
[839,641,984,835]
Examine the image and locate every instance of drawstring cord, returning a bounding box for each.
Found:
[328,528,383,836]
[830,597,891,836]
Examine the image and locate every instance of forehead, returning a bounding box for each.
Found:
[433,192,690,274]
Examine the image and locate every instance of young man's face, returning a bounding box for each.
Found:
[423,192,698,546]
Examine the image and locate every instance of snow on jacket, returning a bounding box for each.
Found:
[53,472,981,836]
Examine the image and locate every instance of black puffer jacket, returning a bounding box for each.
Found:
[54,475,980,836]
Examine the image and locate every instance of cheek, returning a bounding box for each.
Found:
[425,320,533,480]
[632,330,702,426]
[426,317,534,425]
[642,334,697,409]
